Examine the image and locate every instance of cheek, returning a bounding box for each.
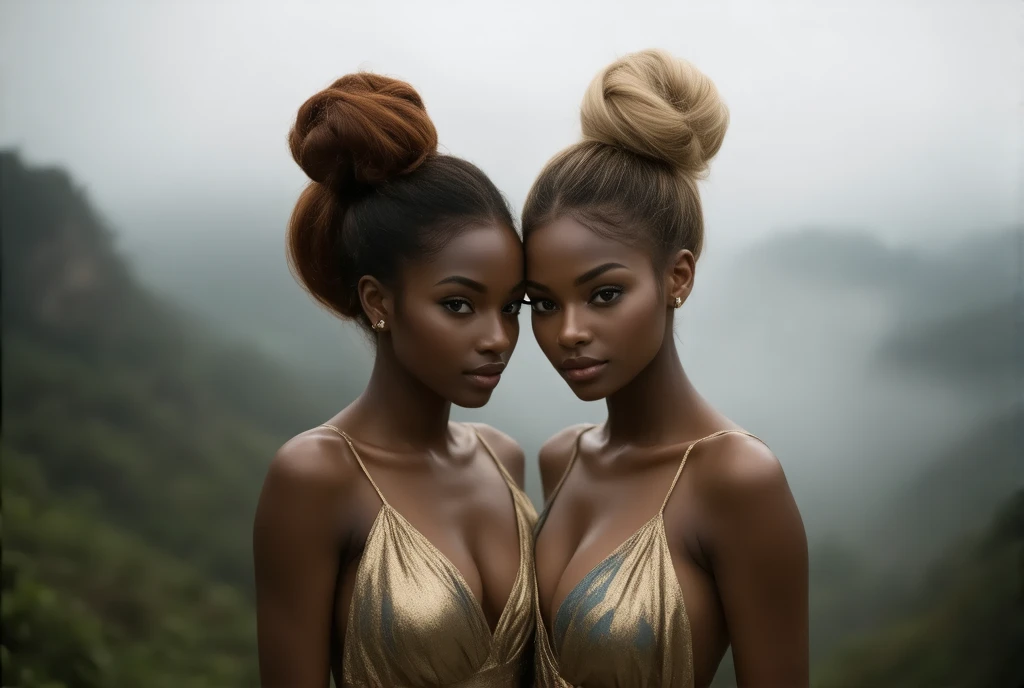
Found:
[394,307,462,371]
[530,313,560,356]
[506,318,522,350]
[605,289,665,354]
[619,295,663,335]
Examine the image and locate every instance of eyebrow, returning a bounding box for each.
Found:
[434,276,489,292]
[435,277,525,296]
[434,274,489,292]
[525,263,628,294]
[573,262,628,286]
[525,280,551,293]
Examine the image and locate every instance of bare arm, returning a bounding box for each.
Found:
[701,436,809,687]
[253,435,350,688]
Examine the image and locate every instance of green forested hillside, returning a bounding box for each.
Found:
[712,228,1023,687]
[816,489,1024,688]
[807,233,1023,685]
[0,152,340,686]
[870,409,1022,573]
[3,150,1020,687]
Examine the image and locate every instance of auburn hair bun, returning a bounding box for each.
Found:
[288,73,439,193]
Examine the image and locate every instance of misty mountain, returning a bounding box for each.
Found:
[862,407,1022,575]
[0,151,316,685]
[737,227,1022,568]
[816,489,1024,688]
[6,149,1020,688]
[118,185,1021,537]
[705,226,1022,686]
[879,297,1019,397]
[117,197,372,377]
[736,227,1019,325]
[50,152,1022,682]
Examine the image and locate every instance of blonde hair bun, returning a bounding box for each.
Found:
[581,49,729,178]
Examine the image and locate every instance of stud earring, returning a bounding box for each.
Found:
[371,319,386,331]
[673,297,682,308]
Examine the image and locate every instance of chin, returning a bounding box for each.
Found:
[451,389,494,409]
[570,388,606,403]
[565,380,611,403]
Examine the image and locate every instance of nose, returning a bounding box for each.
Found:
[477,310,513,355]
[556,305,592,349]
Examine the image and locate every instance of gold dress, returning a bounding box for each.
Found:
[533,427,764,688]
[320,424,537,688]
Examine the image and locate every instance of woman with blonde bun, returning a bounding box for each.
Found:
[525,50,809,688]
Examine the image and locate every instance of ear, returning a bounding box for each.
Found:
[357,275,393,331]
[665,249,695,308]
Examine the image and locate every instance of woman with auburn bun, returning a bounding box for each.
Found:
[254,72,536,687]
[525,50,809,688]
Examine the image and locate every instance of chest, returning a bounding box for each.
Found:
[360,454,521,581]
[534,460,729,686]
[536,458,681,611]
[335,452,525,644]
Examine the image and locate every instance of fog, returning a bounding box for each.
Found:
[4,0,1018,525]
[2,0,1019,244]
[3,1,1021,685]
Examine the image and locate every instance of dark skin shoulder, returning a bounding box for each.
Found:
[670,432,809,688]
[535,427,808,688]
[255,422,527,687]
[538,423,593,500]
[467,422,526,489]
[252,426,373,688]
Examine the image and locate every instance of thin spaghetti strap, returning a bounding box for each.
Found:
[545,424,597,507]
[318,424,389,507]
[659,429,765,514]
[472,427,519,490]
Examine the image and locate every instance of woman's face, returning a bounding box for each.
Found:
[525,216,669,402]
[390,223,525,408]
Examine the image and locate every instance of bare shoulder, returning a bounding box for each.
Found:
[259,426,363,507]
[466,423,525,488]
[684,432,809,685]
[688,432,789,500]
[538,423,594,500]
[253,426,368,578]
[685,431,805,553]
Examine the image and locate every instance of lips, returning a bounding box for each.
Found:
[559,356,608,383]
[464,362,506,390]
[468,362,506,376]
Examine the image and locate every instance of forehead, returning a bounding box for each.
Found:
[526,216,649,276]
[405,223,523,282]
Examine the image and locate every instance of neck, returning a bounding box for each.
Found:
[343,339,452,450]
[604,321,708,446]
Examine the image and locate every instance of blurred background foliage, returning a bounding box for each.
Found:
[1,134,1020,686]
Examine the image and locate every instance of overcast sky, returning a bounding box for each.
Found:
[1,0,1020,251]
[1,0,1019,522]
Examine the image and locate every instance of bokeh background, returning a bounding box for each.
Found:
[2,1,1021,686]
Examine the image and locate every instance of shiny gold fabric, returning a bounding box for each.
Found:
[533,428,762,688]
[320,425,537,688]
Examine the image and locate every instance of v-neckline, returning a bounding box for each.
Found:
[539,512,664,646]
[385,496,526,638]
[533,425,764,663]
[333,424,528,640]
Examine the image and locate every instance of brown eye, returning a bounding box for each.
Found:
[529,298,558,314]
[502,300,524,315]
[442,298,474,314]
[591,287,623,305]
